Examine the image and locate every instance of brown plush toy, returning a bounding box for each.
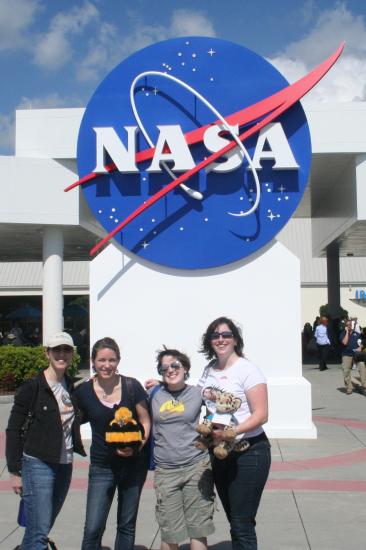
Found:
[105,406,144,452]
[195,387,249,459]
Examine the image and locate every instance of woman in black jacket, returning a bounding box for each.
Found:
[6,331,86,550]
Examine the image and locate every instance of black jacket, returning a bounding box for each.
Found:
[6,371,86,474]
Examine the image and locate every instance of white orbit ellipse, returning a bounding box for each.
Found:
[130,71,260,216]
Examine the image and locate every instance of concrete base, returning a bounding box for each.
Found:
[266,377,317,438]
[89,239,316,438]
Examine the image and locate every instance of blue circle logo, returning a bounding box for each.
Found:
[77,36,312,269]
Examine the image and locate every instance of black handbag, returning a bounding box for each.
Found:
[306,336,318,354]
[354,351,366,363]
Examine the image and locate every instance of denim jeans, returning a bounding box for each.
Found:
[212,439,271,550]
[81,458,148,550]
[21,455,72,550]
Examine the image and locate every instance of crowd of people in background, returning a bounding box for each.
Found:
[302,313,366,394]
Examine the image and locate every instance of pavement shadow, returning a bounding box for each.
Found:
[337,386,365,396]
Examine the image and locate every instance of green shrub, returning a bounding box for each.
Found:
[0,345,80,390]
[319,304,348,319]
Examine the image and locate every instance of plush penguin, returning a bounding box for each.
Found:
[105,406,144,452]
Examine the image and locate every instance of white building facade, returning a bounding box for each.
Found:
[1,102,366,438]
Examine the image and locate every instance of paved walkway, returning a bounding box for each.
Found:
[1,363,365,549]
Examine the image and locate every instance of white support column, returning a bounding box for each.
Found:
[42,227,64,345]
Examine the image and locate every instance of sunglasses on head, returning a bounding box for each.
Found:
[51,345,74,353]
[210,331,234,340]
[158,361,183,374]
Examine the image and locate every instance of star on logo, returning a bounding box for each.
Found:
[208,48,216,56]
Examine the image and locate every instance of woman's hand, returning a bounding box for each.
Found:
[116,447,134,458]
[144,378,159,390]
[10,474,22,495]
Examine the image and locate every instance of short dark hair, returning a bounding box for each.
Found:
[199,316,244,360]
[91,337,121,362]
[156,348,191,376]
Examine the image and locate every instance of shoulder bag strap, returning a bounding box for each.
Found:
[124,376,136,412]
[147,384,161,470]
[20,378,40,440]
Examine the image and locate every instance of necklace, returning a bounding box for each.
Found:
[167,385,186,405]
[96,376,120,400]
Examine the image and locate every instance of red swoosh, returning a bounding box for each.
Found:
[66,43,344,255]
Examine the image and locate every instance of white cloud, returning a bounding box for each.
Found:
[17,92,83,109]
[0,0,41,51]
[170,9,216,37]
[268,2,366,102]
[77,8,216,82]
[33,1,98,69]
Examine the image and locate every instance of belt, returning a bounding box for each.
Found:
[245,432,268,446]
[232,431,268,453]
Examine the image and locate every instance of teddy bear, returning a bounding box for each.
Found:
[105,406,144,453]
[195,387,249,459]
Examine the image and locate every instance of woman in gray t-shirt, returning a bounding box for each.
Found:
[151,348,215,550]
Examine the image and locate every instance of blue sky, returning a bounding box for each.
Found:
[1,0,366,154]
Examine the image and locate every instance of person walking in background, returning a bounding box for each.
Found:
[5,332,86,550]
[314,316,331,371]
[340,319,366,395]
[151,348,215,550]
[75,337,150,550]
[312,316,320,333]
[199,316,271,550]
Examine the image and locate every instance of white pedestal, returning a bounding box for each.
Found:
[89,240,316,439]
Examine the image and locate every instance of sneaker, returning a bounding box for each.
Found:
[346,388,353,395]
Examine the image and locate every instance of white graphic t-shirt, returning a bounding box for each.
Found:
[198,357,266,438]
[48,379,75,463]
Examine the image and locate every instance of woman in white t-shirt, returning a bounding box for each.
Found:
[198,316,271,550]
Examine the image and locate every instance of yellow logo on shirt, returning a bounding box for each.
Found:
[160,400,185,414]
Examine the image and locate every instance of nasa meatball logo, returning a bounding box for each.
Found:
[72,37,343,269]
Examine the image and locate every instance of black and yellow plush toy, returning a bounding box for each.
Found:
[105,407,144,452]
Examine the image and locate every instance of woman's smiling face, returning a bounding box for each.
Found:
[160,355,186,389]
[210,323,236,359]
[92,347,119,379]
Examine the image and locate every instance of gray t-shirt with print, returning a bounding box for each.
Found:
[151,384,207,469]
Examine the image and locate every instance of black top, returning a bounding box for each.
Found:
[75,375,148,467]
[6,371,86,475]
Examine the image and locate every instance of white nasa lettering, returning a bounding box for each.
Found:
[146,125,195,173]
[93,122,299,174]
[250,123,299,170]
[203,124,244,173]
[93,127,138,173]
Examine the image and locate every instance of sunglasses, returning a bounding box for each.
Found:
[210,331,234,340]
[51,345,74,353]
[159,361,183,374]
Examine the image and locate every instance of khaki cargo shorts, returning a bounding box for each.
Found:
[154,455,215,544]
